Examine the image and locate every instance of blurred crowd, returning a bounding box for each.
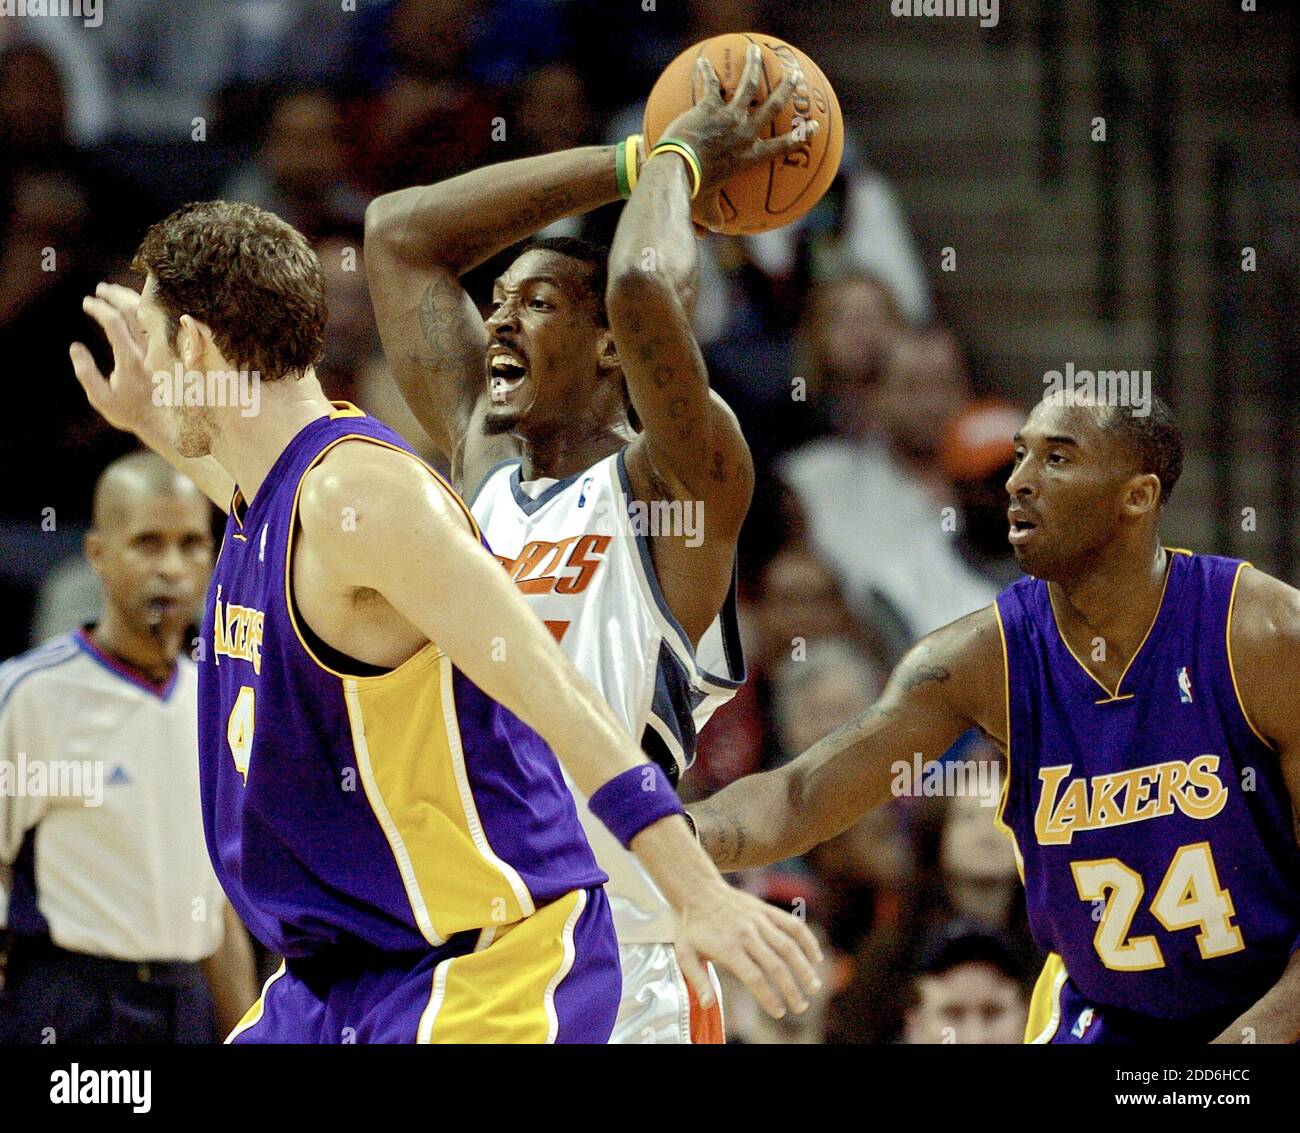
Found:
[0,0,1042,1042]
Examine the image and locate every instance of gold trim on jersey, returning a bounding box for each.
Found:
[1225,561,1275,751]
[282,433,482,684]
[991,601,1026,885]
[1025,953,1068,1043]
[328,400,367,419]
[1047,547,1186,704]
[277,424,532,940]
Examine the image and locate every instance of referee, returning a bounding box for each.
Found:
[0,453,256,1043]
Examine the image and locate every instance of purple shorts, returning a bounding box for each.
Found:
[227,887,619,1044]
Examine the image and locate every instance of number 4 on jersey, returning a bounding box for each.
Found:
[227,685,255,781]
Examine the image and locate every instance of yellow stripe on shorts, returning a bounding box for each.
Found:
[417,889,586,1044]
[1025,952,1068,1044]
[224,960,288,1044]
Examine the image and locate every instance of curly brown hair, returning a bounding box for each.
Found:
[132,201,327,382]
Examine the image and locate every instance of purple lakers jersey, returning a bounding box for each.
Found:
[996,550,1300,1034]
[196,404,606,958]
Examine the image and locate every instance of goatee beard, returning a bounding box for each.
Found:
[481,413,518,437]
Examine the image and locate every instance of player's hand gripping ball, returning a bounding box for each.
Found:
[643,32,843,235]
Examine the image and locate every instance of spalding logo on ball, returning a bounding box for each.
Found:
[643,32,844,236]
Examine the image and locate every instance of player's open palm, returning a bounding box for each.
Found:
[70,282,157,437]
[673,882,822,1019]
[661,43,819,232]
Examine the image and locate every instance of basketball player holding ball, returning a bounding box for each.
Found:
[365,38,836,1042]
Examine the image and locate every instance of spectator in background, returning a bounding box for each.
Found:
[312,235,440,464]
[782,318,998,643]
[688,541,886,797]
[0,12,111,146]
[98,0,354,141]
[826,748,1040,1042]
[0,43,156,256]
[222,88,366,241]
[939,399,1024,590]
[770,636,885,763]
[313,235,372,408]
[796,272,906,438]
[487,61,603,243]
[0,167,135,656]
[356,0,501,193]
[902,923,1029,1045]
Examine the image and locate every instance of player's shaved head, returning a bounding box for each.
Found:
[91,451,207,533]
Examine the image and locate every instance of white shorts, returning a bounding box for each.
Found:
[608,942,724,1044]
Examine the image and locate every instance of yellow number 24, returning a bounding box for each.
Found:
[1071,842,1245,971]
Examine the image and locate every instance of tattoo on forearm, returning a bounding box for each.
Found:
[692,800,748,869]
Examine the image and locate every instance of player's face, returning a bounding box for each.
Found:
[481,250,612,435]
[1005,399,1136,581]
[906,963,1026,1045]
[88,492,214,644]
[138,277,214,458]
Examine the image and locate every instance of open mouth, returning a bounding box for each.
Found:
[488,349,529,403]
[1008,512,1040,545]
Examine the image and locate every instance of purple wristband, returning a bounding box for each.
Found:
[588,764,685,849]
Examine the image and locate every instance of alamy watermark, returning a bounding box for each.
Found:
[890,754,1001,806]
[152,364,261,418]
[1,755,103,808]
[0,0,102,29]
[592,494,704,547]
[1042,362,1151,417]
[891,0,999,29]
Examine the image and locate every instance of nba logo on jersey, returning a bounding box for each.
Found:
[1177,665,1193,703]
[1071,1007,1095,1038]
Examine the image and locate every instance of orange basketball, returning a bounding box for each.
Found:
[643,32,844,236]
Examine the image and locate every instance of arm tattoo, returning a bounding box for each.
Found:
[690,800,748,870]
[900,664,951,693]
[414,279,483,374]
[896,646,952,694]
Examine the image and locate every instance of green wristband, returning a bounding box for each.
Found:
[615,138,632,199]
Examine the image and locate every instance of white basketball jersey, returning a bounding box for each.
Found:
[471,448,744,944]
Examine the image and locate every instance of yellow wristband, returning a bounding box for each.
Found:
[648,138,702,199]
[625,133,642,193]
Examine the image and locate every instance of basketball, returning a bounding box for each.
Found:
[643,32,844,236]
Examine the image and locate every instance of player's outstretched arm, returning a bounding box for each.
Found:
[689,606,1006,872]
[365,147,626,472]
[1211,567,1300,1044]
[297,444,822,1018]
[70,282,235,513]
[607,48,810,520]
